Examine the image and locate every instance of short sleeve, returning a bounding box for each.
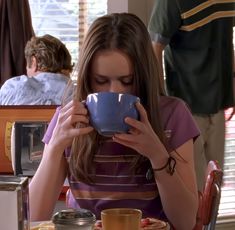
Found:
[42,107,61,144]
[148,0,181,44]
[160,97,200,152]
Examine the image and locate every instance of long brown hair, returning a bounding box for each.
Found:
[69,13,166,182]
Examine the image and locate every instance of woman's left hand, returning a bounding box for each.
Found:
[113,102,166,160]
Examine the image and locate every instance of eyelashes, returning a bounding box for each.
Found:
[93,77,134,86]
[120,77,134,85]
[94,78,108,84]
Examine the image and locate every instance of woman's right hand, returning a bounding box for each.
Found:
[49,100,94,150]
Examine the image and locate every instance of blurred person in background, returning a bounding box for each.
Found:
[0,34,73,105]
[148,0,235,191]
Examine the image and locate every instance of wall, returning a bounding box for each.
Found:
[108,0,155,26]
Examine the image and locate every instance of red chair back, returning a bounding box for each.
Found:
[193,160,223,230]
[202,160,223,228]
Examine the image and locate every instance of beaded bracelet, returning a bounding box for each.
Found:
[146,156,176,180]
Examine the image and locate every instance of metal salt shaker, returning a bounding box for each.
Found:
[52,208,96,230]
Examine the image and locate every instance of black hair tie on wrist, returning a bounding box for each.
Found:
[146,156,176,180]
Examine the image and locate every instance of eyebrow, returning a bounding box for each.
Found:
[93,74,133,78]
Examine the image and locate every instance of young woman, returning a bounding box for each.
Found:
[29,13,199,230]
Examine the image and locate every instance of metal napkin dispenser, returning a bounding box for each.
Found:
[12,121,48,176]
[0,176,29,230]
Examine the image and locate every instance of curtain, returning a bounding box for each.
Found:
[0,0,35,86]
[78,0,88,52]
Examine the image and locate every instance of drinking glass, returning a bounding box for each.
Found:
[101,208,142,230]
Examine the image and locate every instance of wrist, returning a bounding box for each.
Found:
[148,144,169,168]
[146,156,177,180]
[46,140,66,158]
[152,156,176,175]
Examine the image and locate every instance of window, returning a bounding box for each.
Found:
[217,27,235,223]
[28,0,107,65]
[218,110,235,220]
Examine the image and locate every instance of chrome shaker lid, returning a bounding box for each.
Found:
[52,208,96,226]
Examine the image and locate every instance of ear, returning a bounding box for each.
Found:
[31,56,38,72]
[26,56,38,77]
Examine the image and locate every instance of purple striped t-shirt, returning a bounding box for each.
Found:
[42,96,200,220]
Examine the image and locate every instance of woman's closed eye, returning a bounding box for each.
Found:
[93,75,134,86]
[94,76,108,84]
[119,76,133,85]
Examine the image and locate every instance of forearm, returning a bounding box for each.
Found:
[154,169,198,229]
[149,141,198,229]
[29,144,68,221]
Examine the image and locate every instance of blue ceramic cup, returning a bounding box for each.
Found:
[86,92,140,136]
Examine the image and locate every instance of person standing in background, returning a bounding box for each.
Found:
[148,0,235,191]
[0,34,73,105]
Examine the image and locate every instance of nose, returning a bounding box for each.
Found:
[109,81,124,93]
